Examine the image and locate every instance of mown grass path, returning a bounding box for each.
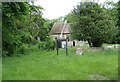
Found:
[2,46,118,80]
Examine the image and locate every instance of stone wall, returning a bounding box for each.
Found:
[68,40,88,46]
[76,45,120,55]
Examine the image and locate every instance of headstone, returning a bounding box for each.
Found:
[104,45,114,50]
[114,45,120,49]
[76,48,84,55]
[87,47,103,52]
[75,45,119,56]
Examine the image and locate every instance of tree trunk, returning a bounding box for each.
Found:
[34,11,41,37]
[29,12,32,35]
[87,39,92,47]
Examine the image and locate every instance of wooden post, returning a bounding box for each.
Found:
[57,43,58,55]
[66,38,68,56]
[55,37,58,55]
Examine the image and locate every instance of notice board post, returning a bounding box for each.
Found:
[55,37,68,56]
[66,38,68,56]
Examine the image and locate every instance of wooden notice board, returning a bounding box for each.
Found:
[55,38,68,56]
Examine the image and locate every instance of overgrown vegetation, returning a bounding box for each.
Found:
[2,2,56,57]
[2,1,119,57]
[38,40,56,51]
[2,1,118,80]
[2,46,118,80]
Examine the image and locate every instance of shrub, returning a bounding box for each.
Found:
[2,43,26,57]
[38,40,56,50]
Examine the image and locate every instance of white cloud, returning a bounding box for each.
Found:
[34,0,119,20]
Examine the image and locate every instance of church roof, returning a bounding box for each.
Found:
[50,22,70,34]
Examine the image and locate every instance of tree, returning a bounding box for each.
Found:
[117,0,120,44]
[2,2,47,56]
[102,1,120,44]
[2,2,29,56]
[101,1,118,44]
[69,2,117,47]
[44,18,58,32]
[64,13,73,23]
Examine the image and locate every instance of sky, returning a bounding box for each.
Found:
[34,0,119,20]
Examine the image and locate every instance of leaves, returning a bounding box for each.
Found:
[2,2,53,56]
[69,2,117,47]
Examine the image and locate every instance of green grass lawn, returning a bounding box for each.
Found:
[2,45,118,80]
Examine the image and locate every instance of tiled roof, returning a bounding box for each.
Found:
[50,22,70,34]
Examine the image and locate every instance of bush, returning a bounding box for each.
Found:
[2,43,26,57]
[105,31,120,44]
[38,40,56,50]
[21,44,39,55]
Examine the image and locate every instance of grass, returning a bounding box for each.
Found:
[102,43,118,47]
[2,44,118,80]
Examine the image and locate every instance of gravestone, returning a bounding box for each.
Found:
[76,48,84,55]
[87,47,103,52]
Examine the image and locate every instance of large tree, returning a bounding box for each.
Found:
[117,0,120,44]
[101,1,119,44]
[69,2,117,47]
[2,2,29,56]
[2,2,47,56]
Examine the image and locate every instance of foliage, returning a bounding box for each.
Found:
[2,2,53,56]
[64,12,73,23]
[2,2,29,56]
[44,19,58,32]
[27,3,51,42]
[69,2,117,47]
[117,0,120,44]
[102,1,119,44]
[38,40,56,50]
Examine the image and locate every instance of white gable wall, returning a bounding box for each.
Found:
[51,34,70,40]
